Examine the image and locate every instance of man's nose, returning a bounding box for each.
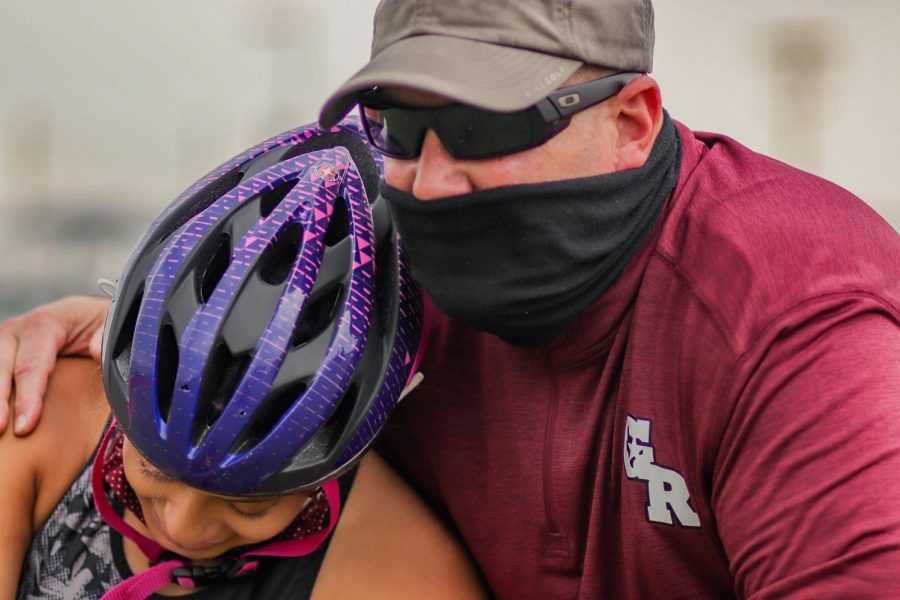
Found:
[409,130,474,200]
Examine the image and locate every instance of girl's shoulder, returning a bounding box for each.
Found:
[0,357,108,597]
[312,453,487,599]
[15,357,109,529]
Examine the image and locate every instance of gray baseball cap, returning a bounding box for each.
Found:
[319,0,655,128]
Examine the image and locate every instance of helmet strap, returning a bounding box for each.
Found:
[91,422,341,598]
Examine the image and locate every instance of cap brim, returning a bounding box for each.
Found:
[319,35,581,128]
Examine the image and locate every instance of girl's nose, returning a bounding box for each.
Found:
[155,490,229,552]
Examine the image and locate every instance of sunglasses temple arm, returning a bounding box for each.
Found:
[547,71,643,117]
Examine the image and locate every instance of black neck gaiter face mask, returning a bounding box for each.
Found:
[381,113,681,347]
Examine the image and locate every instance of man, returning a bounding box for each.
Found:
[3,0,899,597]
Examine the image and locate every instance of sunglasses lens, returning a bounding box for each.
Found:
[360,103,547,160]
[438,108,539,159]
[362,107,425,159]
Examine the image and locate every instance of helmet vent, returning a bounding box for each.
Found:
[323,197,350,247]
[293,381,359,464]
[321,381,358,441]
[155,321,179,423]
[192,343,251,444]
[232,379,309,455]
[374,236,398,336]
[292,284,343,348]
[259,180,298,220]
[197,233,232,304]
[113,283,145,384]
[259,222,303,286]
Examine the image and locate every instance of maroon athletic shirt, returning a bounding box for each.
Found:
[379,121,900,599]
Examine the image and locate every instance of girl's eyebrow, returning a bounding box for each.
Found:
[138,459,175,480]
[136,454,166,472]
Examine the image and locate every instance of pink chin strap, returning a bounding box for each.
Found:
[91,423,341,599]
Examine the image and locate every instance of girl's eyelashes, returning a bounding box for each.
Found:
[136,453,277,519]
[229,503,274,520]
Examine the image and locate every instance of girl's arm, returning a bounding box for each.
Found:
[312,452,487,599]
[0,358,108,597]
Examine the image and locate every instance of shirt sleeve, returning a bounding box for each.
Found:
[712,294,900,599]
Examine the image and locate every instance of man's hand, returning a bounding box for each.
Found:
[0,296,109,435]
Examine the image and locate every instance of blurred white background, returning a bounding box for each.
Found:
[1,0,897,319]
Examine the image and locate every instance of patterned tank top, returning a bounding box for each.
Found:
[17,445,353,600]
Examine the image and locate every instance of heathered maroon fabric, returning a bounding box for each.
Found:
[379,122,900,599]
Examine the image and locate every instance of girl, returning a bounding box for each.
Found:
[1,120,484,599]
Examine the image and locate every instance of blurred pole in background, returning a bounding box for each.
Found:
[1,102,54,313]
[770,19,836,174]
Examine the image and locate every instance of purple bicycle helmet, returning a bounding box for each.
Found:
[100,116,426,496]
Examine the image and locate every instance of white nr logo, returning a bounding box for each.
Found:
[624,415,701,528]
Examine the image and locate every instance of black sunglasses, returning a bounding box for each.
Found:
[359,71,642,160]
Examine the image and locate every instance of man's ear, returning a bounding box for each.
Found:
[612,76,663,171]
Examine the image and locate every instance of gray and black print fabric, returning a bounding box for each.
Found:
[18,463,122,599]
